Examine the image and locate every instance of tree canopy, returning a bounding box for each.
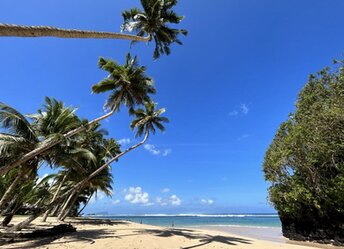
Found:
[263,61,344,242]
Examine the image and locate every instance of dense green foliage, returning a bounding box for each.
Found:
[263,61,344,241]
[121,0,188,59]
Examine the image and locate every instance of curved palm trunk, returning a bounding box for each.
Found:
[9,132,149,231]
[60,193,79,221]
[42,172,68,222]
[0,23,150,41]
[0,108,116,176]
[57,189,77,220]
[77,192,93,217]
[0,169,25,211]
[76,132,149,191]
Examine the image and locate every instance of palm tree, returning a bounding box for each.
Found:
[10,101,168,231]
[122,0,188,59]
[0,23,149,41]
[0,54,155,176]
[0,102,39,210]
[0,0,187,59]
[42,123,113,222]
[0,98,82,210]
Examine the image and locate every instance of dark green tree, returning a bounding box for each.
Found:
[263,61,344,244]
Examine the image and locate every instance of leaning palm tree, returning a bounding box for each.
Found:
[0,102,39,210]
[0,54,155,176]
[10,101,168,231]
[0,0,187,58]
[0,23,149,41]
[121,0,188,59]
[0,97,82,210]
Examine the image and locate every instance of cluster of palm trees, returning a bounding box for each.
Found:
[0,0,185,232]
[0,54,168,231]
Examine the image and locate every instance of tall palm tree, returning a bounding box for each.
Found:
[10,101,168,231]
[0,0,187,59]
[122,0,188,59]
[0,23,149,41]
[0,54,155,176]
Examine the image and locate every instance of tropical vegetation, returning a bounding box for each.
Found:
[263,61,344,244]
[0,0,183,234]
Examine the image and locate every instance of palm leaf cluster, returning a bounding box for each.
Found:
[122,0,188,59]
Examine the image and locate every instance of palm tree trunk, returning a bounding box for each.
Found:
[0,23,150,41]
[8,132,149,231]
[75,132,149,191]
[57,189,77,220]
[60,194,79,221]
[77,192,93,217]
[0,169,25,211]
[0,108,116,176]
[42,172,68,222]
[51,203,61,217]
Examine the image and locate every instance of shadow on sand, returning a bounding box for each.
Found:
[136,228,252,248]
[1,219,252,249]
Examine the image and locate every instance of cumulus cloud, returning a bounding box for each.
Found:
[228,103,249,117]
[162,149,172,157]
[155,194,182,206]
[161,188,170,193]
[118,138,131,146]
[124,187,150,204]
[169,195,182,206]
[143,144,161,155]
[240,104,249,114]
[143,144,172,157]
[201,199,214,205]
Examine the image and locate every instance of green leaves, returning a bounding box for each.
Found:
[122,0,188,59]
[130,101,169,138]
[263,60,344,223]
[92,53,156,112]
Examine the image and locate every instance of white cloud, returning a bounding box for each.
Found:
[111,199,120,205]
[144,144,172,157]
[161,188,170,193]
[124,187,150,204]
[143,144,161,155]
[156,197,168,206]
[228,103,249,117]
[162,149,172,157]
[155,194,182,206]
[201,199,214,205]
[228,110,239,117]
[118,138,131,146]
[169,195,182,206]
[240,104,249,114]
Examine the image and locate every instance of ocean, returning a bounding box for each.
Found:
[87,214,283,242]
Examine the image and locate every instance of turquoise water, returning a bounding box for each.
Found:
[92,214,281,228]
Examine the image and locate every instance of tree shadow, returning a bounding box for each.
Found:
[1,228,115,249]
[138,228,252,248]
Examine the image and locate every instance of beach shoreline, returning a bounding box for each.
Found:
[1,216,342,249]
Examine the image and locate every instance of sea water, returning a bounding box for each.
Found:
[87,214,283,242]
[91,214,281,228]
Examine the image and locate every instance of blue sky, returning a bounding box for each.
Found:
[1,0,343,214]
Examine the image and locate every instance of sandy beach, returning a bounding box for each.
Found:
[1,217,341,249]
